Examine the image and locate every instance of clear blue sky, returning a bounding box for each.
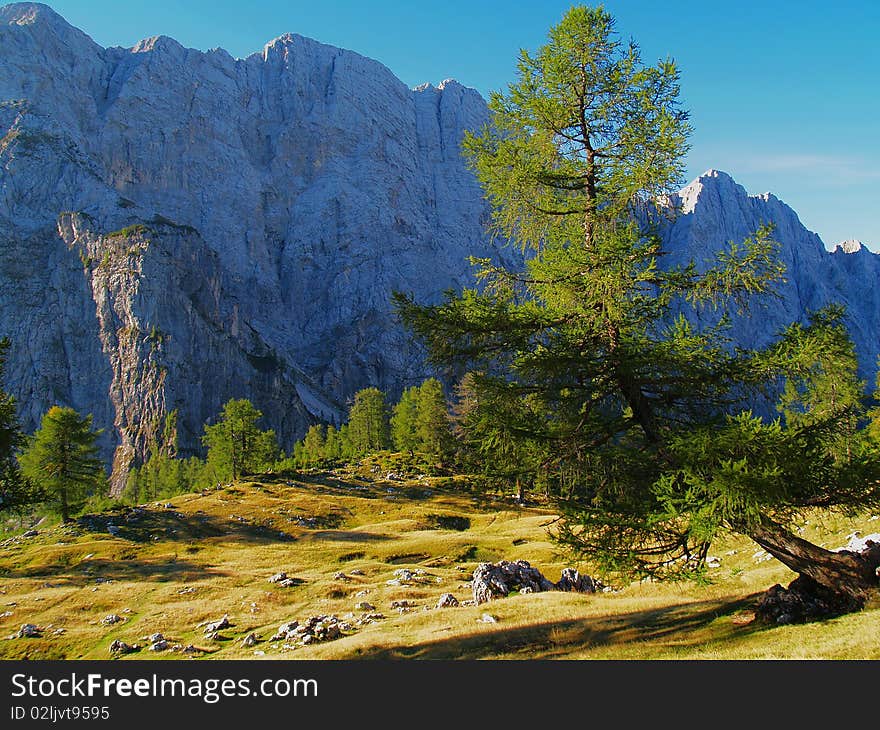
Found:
[37,0,880,250]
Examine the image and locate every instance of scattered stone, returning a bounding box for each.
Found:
[16,624,41,638]
[205,631,220,641]
[390,600,416,609]
[149,639,169,652]
[109,639,138,655]
[177,586,196,595]
[271,621,299,641]
[148,632,165,643]
[22,529,38,537]
[386,568,433,586]
[461,600,476,607]
[355,601,375,611]
[752,549,772,563]
[268,571,289,584]
[203,614,231,633]
[835,532,880,553]
[478,613,498,624]
[182,644,199,654]
[0,611,13,619]
[555,567,603,593]
[706,556,722,569]
[101,614,124,625]
[436,593,459,608]
[254,650,265,656]
[349,569,365,576]
[242,633,258,647]
[333,571,351,582]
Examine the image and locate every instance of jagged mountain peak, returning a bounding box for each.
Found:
[131,34,186,55]
[0,5,877,494]
[1,1,62,25]
[834,239,866,255]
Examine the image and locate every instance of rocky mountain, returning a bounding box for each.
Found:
[1,3,877,491]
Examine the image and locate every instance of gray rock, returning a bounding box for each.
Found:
[16,624,41,638]
[203,614,231,633]
[109,639,138,655]
[101,613,124,625]
[354,601,375,611]
[242,633,257,647]
[436,593,459,608]
[22,529,38,537]
[555,568,603,594]
[148,639,169,652]
[472,561,602,604]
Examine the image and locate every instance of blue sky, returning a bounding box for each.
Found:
[39,0,880,250]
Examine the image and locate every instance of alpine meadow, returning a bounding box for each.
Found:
[1,2,880,668]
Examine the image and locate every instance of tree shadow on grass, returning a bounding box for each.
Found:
[3,556,228,584]
[308,530,392,542]
[73,507,296,544]
[346,594,771,660]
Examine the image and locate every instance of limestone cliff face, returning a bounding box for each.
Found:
[658,169,880,381]
[0,3,509,490]
[1,4,878,491]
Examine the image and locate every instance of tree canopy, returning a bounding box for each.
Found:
[19,405,106,521]
[395,4,880,612]
[202,398,278,481]
[0,338,37,515]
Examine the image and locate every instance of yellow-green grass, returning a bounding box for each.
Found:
[1,469,878,660]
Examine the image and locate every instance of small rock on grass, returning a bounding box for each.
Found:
[203,614,231,633]
[436,593,459,608]
[109,639,138,655]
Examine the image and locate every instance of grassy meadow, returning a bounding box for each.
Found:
[1,465,878,661]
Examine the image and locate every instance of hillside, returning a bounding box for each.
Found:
[2,470,878,660]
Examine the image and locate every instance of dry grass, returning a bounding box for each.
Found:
[1,469,878,661]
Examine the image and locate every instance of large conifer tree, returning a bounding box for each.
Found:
[395,5,880,613]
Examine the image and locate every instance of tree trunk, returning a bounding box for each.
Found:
[747,519,880,604]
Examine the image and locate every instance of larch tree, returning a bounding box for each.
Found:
[19,406,106,522]
[202,398,278,481]
[0,338,37,515]
[346,388,390,455]
[395,4,880,616]
[415,378,453,463]
[391,385,420,456]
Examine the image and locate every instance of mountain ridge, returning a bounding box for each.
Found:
[1,3,877,492]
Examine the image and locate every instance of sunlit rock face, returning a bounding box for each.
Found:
[1,4,877,489]
[658,169,880,385]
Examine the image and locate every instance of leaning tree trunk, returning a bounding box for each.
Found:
[746,519,880,620]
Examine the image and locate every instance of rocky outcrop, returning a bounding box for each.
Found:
[471,560,602,604]
[1,5,878,492]
[657,169,880,384]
